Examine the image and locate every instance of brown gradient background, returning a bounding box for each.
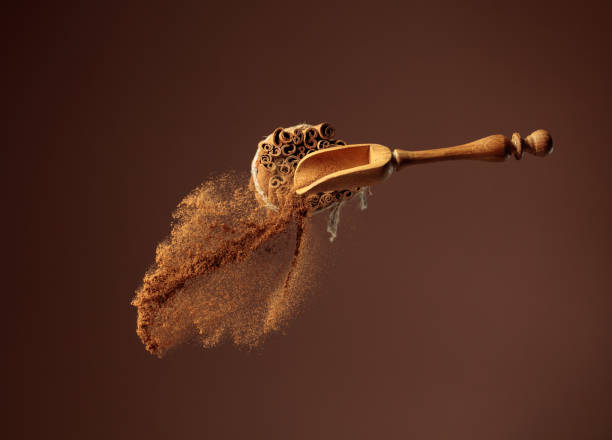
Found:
[8,1,612,439]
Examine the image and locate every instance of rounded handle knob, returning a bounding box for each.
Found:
[510,129,554,159]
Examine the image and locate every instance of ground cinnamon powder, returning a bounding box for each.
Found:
[131,172,319,357]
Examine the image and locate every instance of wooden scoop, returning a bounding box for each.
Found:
[294,129,553,195]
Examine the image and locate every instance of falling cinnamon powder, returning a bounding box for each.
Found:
[131,173,314,356]
[132,122,362,357]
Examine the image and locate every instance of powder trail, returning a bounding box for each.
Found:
[132,173,314,356]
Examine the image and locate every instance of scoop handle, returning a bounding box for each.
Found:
[392,129,553,170]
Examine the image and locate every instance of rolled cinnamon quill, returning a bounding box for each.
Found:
[304,127,317,140]
[314,122,335,139]
[304,194,320,209]
[285,155,299,169]
[271,127,284,146]
[292,128,304,145]
[269,175,285,188]
[270,145,282,157]
[282,143,297,156]
[304,136,317,149]
[318,192,334,207]
[259,141,273,152]
[279,129,293,145]
[317,139,330,150]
